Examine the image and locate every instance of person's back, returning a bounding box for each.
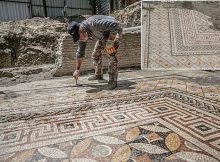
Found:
[81,15,122,40]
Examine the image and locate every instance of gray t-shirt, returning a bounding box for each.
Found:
[76,15,122,58]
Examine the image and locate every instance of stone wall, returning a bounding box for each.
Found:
[55,32,141,76]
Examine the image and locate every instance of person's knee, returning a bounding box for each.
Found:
[108,55,118,64]
[92,51,102,60]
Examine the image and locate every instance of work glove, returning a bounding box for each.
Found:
[105,39,120,55]
[73,70,80,80]
[105,40,116,55]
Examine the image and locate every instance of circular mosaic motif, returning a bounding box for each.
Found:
[92,145,112,157]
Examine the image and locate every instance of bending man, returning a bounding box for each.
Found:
[67,15,122,90]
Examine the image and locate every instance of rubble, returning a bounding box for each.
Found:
[0,17,70,85]
[111,1,141,27]
[0,17,67,69]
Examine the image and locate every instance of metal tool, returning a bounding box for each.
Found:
[74,77,82,87]
[75,77,78,86]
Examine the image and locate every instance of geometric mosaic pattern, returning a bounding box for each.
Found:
[0,87,220,161]
[2,122,219,162]
[0,88,220,124]
[142,2,220,70]
[1,122,220,162]
[170,8,220,56]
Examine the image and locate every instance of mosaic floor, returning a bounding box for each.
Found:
[0,70,220,162]
[142,2,220,70]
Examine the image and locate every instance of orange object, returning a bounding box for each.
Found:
[105,40,116,55]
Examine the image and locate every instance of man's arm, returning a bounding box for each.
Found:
[73,57,83,81]
[73,25,88,80]
[73,41,87,79]
[76,57,83,70]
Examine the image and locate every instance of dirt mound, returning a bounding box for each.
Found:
[112,1,141,27]
[0,17,67,69]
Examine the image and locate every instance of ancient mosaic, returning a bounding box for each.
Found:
[0,75,220,161]
[142,3,220,70]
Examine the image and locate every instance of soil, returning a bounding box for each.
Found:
[111,1,141,27]
[0,17,67,69]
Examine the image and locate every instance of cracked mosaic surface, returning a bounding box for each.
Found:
[0,71,220,161]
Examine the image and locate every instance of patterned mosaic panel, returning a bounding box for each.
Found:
[0,88,220,161]
[170,8,220,56]
[142,3,220,70]
[1,122,219,162]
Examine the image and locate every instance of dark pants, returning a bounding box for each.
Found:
[92,40,118,82]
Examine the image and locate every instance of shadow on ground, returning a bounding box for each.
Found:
[85,80,137,93]
[180,76,220,86]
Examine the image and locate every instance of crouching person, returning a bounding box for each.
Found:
[67,15,122,90]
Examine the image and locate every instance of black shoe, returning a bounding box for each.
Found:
[107,81,117,90]
[88,74,104,81]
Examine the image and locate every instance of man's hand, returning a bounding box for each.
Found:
[73,70,80,80]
